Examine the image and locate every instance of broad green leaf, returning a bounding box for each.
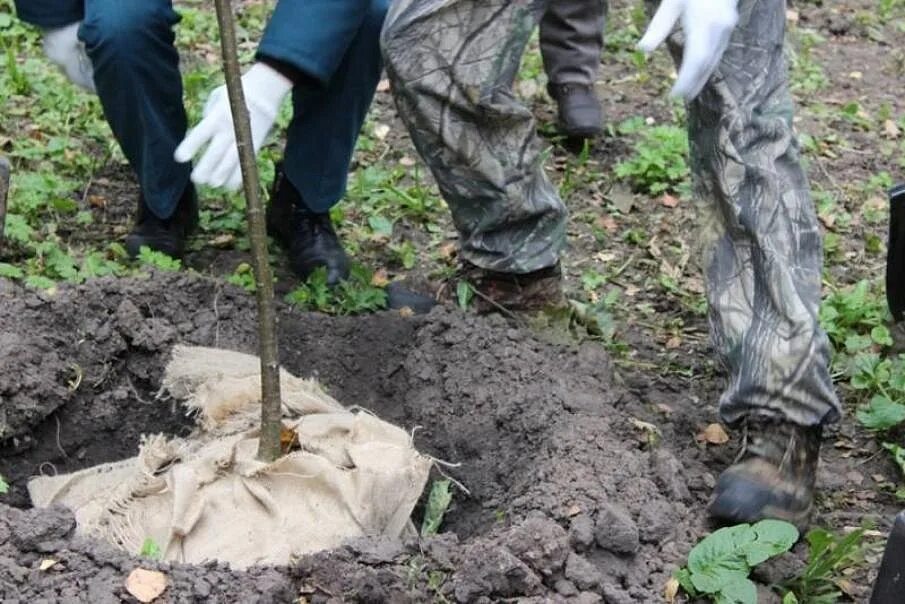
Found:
[456,281,473,310]
[0,474,8,494]
[883,442,905,476]
[856,395,905,431]
[674,568,697,596]
[715,577,757,604]
[782,592,799,604]
[367,215,394,237]
[24,275,56,290]
[687,524,757,593]
[51,197,78,213]
[872,325,894,346]
[137,246,181,272]
[891,364,905,391]
[746,520,799,565]
[844,334,873,353]
[0,263,24,279]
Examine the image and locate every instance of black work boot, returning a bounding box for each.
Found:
[548,83,603,140]
[266,164,349,286]
[709,418,822,529]
[444,261,565,313]
[125,185,198,259]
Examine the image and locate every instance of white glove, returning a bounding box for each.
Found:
[638,0,739,100]
[43,22,96,93]
[174,63,293,191]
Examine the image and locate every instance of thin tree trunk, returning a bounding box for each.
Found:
[212,0,283,462]
[0,156,9,244]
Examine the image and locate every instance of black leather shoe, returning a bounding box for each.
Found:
[709,418,821,530]
[548,83,603,140]
[125,185,198,259]
[266,164,349,286]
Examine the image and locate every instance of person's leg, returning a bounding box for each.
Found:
[264,0,389,285]
[539,0,606,138]
[13,0,84,29]
[282,0,387,214]
[79,0,191,222]
[381,0,567,280]
[656,0,840,524]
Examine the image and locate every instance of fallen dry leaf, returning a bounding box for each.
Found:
[664,576,680,603]
[280,424,300,454]
[399,155,416,167]
[398,306,415,318]
[660,193,680,208]
[665,336,682,349]
[39,559,58,571]
[438,242,458,260]
[565,504,582,517]
[838,579,858,598]
[376,78,390,93]
[209,233,235,248]
[696,423,730,445]
[595,215,618,233]
[786,8,799,22]
[371,268,390,288]
[608,186,636,214]
[125,568,167,603]
[373,123,391,140]
[883,119,901,140]
[845,470,863,486]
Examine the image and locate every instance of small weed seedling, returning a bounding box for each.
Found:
[227,262,257,292]
[420,479,453,537]
[284,265,388,315]
[139,537,163,560]
[614,121,689,195]
[137,246,182,272]
[674,519,798,604]
[782,526,867,604]
[456,281,474,311]
[0,474,8,494]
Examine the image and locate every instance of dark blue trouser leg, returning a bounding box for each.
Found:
[79,0,190,220]
[281,0,389,213]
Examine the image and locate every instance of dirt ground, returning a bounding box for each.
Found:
[0,270,894,602]
[0,272,711,602]
[1,0,903,601]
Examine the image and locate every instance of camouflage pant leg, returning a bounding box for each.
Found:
[381,0,567,273]
[654,0,841,426]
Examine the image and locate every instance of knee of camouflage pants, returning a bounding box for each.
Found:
[380,0,568,274]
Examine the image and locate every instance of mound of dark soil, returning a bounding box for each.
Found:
[0,273,713,602]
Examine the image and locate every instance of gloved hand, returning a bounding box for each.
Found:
[174,63,293,191]
[638,0,739,101]
[42,22,96,93]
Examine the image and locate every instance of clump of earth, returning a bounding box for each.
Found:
[0,272,714,602]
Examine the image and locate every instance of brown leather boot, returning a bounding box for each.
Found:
[444,262,565,313]
[709,417,822,529]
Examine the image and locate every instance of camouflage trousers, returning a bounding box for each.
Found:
[381,0,842,428]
